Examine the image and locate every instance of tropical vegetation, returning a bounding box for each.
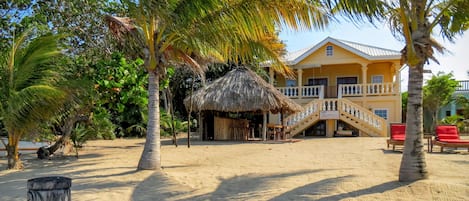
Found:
[423,72,459,133]
[0,30,67,169]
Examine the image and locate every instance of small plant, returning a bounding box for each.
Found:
[160,110,187,137]
[70,124,94,158]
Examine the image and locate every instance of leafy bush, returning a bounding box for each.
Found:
[160,110,188,137]
[89,108,116,140]
[440,115,465,132]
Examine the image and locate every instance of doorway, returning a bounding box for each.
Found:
[336,77,358,97]
[307,78,328,97]
[304,121,326,136]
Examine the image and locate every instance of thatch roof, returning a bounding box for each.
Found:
[184,67,302,114]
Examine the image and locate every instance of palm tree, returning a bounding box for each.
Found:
[0,30,66,169]
[334,0,469,181]
[105,0,330,170]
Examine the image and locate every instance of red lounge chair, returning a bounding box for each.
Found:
[431,125,469,152]
[387,123,406,151]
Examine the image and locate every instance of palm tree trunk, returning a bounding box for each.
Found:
[7,132,22,169]
[137,68,161,170]
[47,115,77,155]
[432,110,438,134]
[399,62,428,181]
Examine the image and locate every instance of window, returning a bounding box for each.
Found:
[286,79,297,87]
[373,109,388,120]
[326,45,333,56]
[307,78,328,86]
[371,75,384,83]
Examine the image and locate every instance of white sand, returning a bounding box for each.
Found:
[1,137,468,200]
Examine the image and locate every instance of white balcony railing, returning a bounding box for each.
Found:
[338,83,397,98]
[278,83,397,98]
[277,85,324,98]
[457,80,469,91]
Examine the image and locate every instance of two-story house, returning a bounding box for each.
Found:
[266,37,404,137]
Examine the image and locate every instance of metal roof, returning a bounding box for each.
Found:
[283,37,401,65]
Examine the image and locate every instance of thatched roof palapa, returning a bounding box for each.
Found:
[184,67,302,114]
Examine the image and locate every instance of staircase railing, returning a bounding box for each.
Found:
[338,99,387,136]
[284,98,387,136]
[284,99,321,126]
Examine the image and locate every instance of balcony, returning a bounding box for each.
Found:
[457,80,469,91]
[277,85,325,99]
[277,83,398,98]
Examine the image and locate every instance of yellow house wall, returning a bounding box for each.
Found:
[348,97,402,124]
[297,42,368,66]
[366,63,394,83]
[301,64,362,86]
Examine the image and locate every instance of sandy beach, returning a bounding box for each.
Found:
[1,136,468,201]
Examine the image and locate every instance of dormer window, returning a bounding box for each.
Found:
[326,45,333,56]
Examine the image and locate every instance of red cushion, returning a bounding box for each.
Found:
[436,125,460,140]
[390,124,406,140]
[437,134,460,140]
[392,136,406,141]
[436,125,458,134]
[438,139,469,143]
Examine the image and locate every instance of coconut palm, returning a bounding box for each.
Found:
[334,0,469,181]
[0,30,66,169]
[105,0,330,170]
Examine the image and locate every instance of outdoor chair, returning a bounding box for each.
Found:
[431,125,469,152]
[387,123,406,151]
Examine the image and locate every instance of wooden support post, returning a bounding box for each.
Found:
[263,112,267,141]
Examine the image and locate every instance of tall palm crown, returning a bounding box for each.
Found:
[0,30,66,169]
[105,0,332,170]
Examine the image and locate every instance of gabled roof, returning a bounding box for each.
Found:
[284,37,401,65]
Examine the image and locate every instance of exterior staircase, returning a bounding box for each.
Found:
[284,98,387,137]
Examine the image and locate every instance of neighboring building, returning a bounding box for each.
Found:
[437,80,469,120]
[266,37,404,137]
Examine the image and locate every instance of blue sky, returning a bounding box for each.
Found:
[279,22,469,91]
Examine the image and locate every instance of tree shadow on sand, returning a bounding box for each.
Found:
[131,169,323,201]
[131,169,408,201]
[271,179,404,201]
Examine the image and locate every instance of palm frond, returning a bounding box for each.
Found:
[433,0,469,42]
[4,85,66,132]
[328,0,388,23]
[13,34,64,91]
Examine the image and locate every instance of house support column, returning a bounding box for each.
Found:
[269,68,274,85]
[298,69,303,99]
[326,119,335,138]
[361,64,368,106]
[393,62,403,123]
[262,112,267,141]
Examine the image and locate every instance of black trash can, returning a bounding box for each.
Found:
[27,176,72,201]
